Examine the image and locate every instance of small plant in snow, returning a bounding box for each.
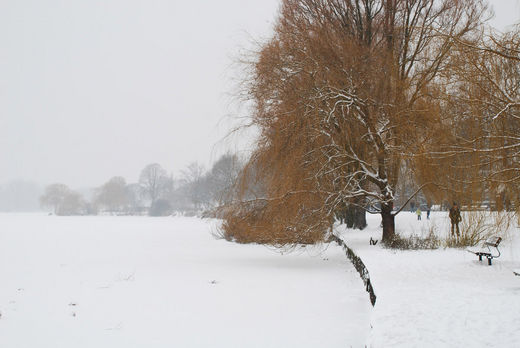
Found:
[444,211,515,248]
[385,233,441,250]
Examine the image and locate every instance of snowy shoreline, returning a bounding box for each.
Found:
[339,211,520,347]
[2,212,517,347]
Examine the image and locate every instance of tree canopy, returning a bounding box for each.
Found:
[222,0,491,245]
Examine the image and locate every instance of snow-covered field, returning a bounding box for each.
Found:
[339,212,520,347]
[1,212,518,347]
[0,214,371,348]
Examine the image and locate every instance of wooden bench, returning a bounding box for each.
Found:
[468,237,502,266]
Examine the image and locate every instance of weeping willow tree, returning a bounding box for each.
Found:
[454,28,520,210]
[222,0,488,245]
[415,25,520,211]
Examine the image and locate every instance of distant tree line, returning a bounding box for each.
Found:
[39,153,242,216]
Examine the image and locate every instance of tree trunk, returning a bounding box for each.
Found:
[381,203,395,242]
[344,205,367,230]
[352,206,367,230]
[345,206,354,228]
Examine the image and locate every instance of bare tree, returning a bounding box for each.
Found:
[207,153,242,204]
[181,162,210,210]
[95,176,131,214]
[126,183,146,215]
[57,191,87,216]
[139,163,168,208]
[40,183,86,215]
[40,183,71,214]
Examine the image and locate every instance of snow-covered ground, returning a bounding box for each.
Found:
[0,214,371,348]
[338,211,520,347]
[2,212,518,347]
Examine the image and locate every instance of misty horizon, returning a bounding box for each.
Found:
[0,0,280,189]
[0,0,518,211]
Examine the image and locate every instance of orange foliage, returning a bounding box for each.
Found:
[221,0,489,245]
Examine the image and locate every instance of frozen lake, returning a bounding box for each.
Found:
[0,214,371,348]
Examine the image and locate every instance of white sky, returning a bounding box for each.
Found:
[0,0,280,187]
[0,0,518,188]
[489,0,520,31]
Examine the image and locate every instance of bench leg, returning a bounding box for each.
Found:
[488,257,492,266]
[478,254,482,262]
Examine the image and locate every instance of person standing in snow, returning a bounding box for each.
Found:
[426,206,431,220]
[449,202,461,236]
[416,207,422,220]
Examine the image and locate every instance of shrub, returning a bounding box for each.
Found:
[444,211,514,248]
[385,232,441,250]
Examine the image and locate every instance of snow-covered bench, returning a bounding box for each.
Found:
[468,237,502,266]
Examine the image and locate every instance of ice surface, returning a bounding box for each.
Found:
[0,214,371,348]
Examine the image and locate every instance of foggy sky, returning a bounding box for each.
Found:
[0,0,518,188]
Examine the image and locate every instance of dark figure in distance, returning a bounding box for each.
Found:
[449,202,461,236]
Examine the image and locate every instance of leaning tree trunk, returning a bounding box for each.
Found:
[381,202,395,243]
